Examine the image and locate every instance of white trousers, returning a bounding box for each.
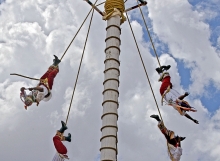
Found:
[52,153,65,161]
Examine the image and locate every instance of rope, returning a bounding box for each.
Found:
[97,0,127,7]
[136,0,161,67]
[103,0,126,24]
[10,5,95,81]
[65,8,95,125]
[96,1,105,6]
[125,13,174,161]
[135,2,175,160]
[60,6,95,61]
[125,12,163,123]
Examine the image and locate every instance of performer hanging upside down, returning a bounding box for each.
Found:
[156,65,199,124]
[150,114,185,161]
[52,121,71,161]
[20,55,61,110]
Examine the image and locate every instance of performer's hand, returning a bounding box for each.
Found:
[28,88,33,91]
[36,101,39,106]
[20,87,26,92]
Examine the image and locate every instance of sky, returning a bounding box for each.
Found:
[0,0,220,161]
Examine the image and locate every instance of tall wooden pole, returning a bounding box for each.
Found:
[100,2,124,160]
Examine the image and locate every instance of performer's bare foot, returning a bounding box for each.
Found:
[190,108,197,112]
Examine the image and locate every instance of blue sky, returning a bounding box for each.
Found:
[1,0,220,160]
[180,0,220,113]
[130,0,220,114]
[190,0,220,48]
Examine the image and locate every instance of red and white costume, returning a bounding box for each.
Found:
[30,66,59,103]
[158,121,182,161]
[52,153,65,161]
[160,72,186,116]
[40,65,59,90]
[52,135,69,161]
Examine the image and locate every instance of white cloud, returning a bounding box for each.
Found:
[62,86,91,117]
[0,0,220,160]
[148,0,220,96]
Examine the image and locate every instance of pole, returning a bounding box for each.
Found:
[100,14,121,161]
[100,0,125,160]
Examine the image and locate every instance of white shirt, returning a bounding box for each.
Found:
[29,85,51,103]
[36,85,49,102]
[168,144,182,161]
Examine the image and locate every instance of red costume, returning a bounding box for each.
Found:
[52,121,71,160]
[53,135,67,155]
[160,76,172,95]
[40,66,59,90]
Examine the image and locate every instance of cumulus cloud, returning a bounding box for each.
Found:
[147,0,220,98]
[0,0,220,160]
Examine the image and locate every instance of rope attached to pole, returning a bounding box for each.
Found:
[10,6,94,80]
[96,1,105,6]
[60,7,94,61]
[126,12,174,161]
[136,0,161,67]
[65,8,95,125]
[135,2,175,160]
[125,12,164,122]
[97,0,128,7]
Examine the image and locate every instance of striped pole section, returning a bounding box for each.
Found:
[100,14,121,161]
